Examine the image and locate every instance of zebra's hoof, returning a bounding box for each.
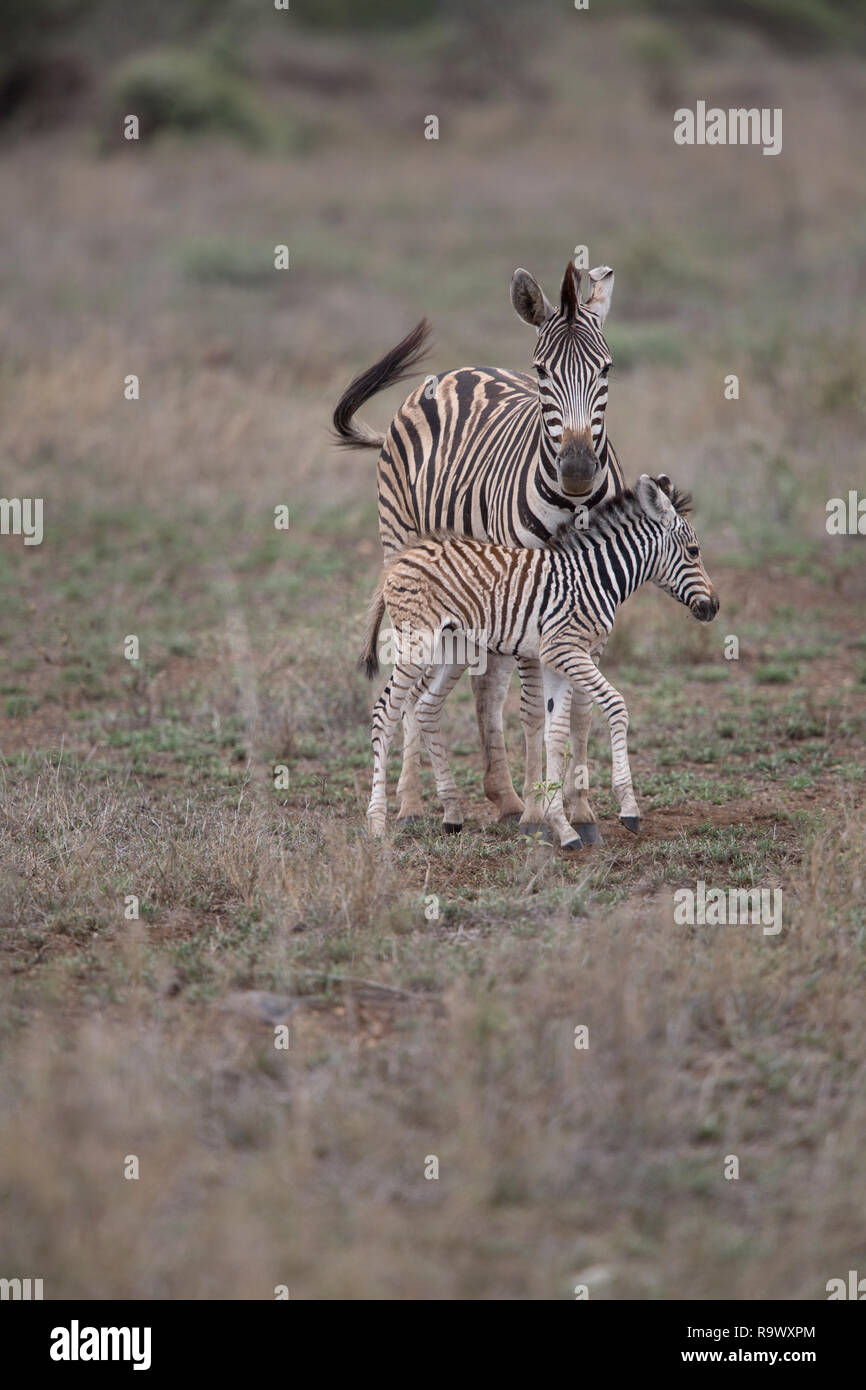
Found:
[561,837,584,853]
[397,815,423,828]
[620,815,640,835]
[498,811,523,825]
[518,822,548,838]
[443,821,463,834]
[572,822,602,845]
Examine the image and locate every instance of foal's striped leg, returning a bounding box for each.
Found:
[565,688,598,842]
[540,667,583,850]
[396,702,426,823]
[516,656,547,831]
[545,649,640,832]
[368,661,426,836]
[414,663,466,831]
[399,659,467,822]
[564,641,607,843]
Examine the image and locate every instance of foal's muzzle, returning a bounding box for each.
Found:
[692,593,720,622]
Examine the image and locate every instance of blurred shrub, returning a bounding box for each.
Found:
[605,323,687,371]
[296,0,440,29]
[0,0,94,125]
[0,52,88,126]
[627,20,691,108]
[105,49,272,147]
[0,0,94,61]
[182,237,277,287]
[642,0,866,52]
[616,231,717,303]
[812,335,866,415]
[756,664,796,684]
[297,0,866,49]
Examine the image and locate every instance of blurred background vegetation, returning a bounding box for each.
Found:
[2,0,866,137]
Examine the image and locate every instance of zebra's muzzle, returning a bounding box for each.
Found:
[692,594,720,622]
[557,431,599,496]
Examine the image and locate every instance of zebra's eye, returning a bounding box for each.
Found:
[601,363,611,375]
[535,363,548,378]
[686,545,700,559]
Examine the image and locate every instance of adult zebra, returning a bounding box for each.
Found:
[333,259,624,839]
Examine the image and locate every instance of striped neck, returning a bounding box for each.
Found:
[553,497,666,608]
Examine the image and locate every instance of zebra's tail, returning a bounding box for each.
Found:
[332,318,432,450]
[358,579,386,679]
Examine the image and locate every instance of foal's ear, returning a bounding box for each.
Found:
[511,269,554,328]
[637,473,677,528]
[656,473,673,497]
[584,265,614,326]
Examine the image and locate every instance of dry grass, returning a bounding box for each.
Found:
[1,798,864,1298]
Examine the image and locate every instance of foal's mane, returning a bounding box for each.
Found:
[549,479,692,552]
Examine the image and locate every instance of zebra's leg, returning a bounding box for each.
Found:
[396,698,427,824]
[540,666,583,850]
[516,656,548,833]
[470,652,524,822]
[565,688,601,845]
[544,649,640,834]
[414,663,466,832]
[565,643,607,844]
[368,662,425,836]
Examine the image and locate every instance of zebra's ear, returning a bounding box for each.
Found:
[560,262,581,322]
[637,473,676,529]
[511,269,554,328]
[584,266,614,326]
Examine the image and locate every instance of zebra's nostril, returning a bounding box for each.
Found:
[698,597,719,621]
[692,597,718,622]
[557,443,599,495]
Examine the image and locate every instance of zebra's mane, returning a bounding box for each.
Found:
[549,480,692,553]
[388,481,691,563]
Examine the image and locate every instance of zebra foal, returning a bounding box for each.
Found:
[361,475,718,848]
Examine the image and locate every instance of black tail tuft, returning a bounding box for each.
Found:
[358,585,386,679]
[332,318,432,451]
